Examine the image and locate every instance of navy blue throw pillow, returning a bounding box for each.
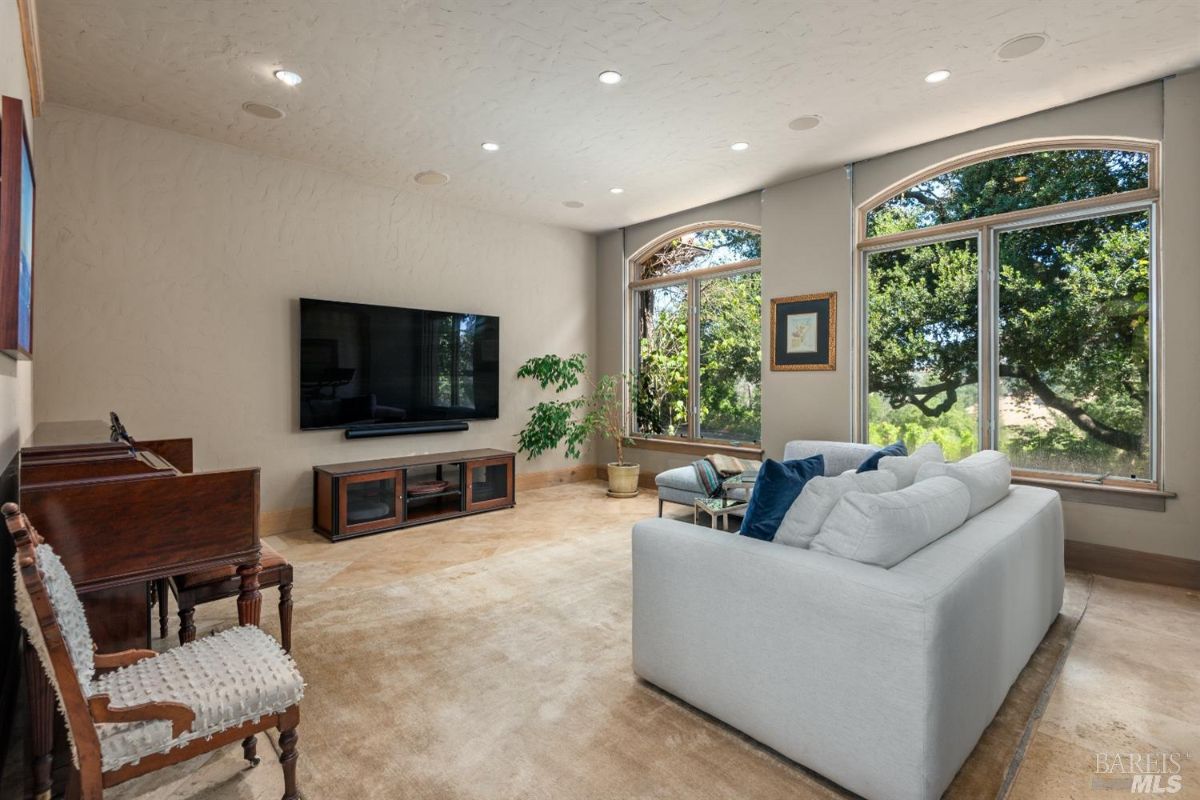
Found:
[856,441,907,473]
[738,455,825,542]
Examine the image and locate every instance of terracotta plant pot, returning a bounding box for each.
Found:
[606,462,641,498]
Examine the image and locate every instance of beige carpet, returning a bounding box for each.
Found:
[101,484,1089,800]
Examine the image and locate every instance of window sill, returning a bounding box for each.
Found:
[626,437,764,460]
[1011,474,1176,512]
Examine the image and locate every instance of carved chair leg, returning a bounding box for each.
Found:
[24,644,53,800]
[242,734,260,766]
[279,719,300,800]
[155,578,170,638]
[278,580,293,654]
[178,602,196,646]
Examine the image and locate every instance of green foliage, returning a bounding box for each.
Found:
[634,272,762,442]
[866,149,1152,477]
[516,354,633,464]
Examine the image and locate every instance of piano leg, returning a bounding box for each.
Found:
[236,561,263,627]
[24,642,53,800]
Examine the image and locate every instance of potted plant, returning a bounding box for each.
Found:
[515,353,639,497]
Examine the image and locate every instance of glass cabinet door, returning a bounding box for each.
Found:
[340,471,403,534]
[465,458,512,511]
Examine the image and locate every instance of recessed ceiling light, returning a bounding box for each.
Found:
[413,170,450,186]
[788,115,821,131]
[996,33,1047,61]
[241,101,285,119]
[481,142,500,151]
[609,187,624,194]
[730,142,750,151]
[563,200,584,209]
[274,69,303,87]
[924,69,951,84]
[598,70,622,85]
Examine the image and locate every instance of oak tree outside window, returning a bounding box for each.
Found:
[630,224,762,444]
[859,141,1159,483]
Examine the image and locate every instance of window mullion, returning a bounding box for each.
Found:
[688,277,699,440]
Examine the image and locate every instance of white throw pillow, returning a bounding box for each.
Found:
[916,449,1011,518]
[810,475,970,567]
[775,470,898,548]
[878,442,944,489]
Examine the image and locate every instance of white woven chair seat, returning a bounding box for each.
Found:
[93,626,304,772]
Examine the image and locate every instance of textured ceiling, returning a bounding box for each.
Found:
[36,0,1200,232]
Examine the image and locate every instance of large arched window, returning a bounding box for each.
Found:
[856,139,1160,485]
[629,223,762,444]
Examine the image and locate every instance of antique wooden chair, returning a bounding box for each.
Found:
[156,542,293,651]
[4,503,304,800]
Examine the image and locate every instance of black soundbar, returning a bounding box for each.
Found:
[344,421,469,439]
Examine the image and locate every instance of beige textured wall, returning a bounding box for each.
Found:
[0,1,35,469]
[32,104,596,514]
[759,166,853,457]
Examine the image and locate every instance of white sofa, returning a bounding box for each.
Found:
[632,442,1064,800]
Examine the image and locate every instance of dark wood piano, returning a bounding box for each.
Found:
[14,418,265,799]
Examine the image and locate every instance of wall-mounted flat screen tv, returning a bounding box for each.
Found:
[299,298,500,430]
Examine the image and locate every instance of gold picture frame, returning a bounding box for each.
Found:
[770,292,836,371]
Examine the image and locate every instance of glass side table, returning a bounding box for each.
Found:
[693,496,748,532]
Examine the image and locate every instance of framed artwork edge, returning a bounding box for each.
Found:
[770,291,837,372]
[0,94,35,360]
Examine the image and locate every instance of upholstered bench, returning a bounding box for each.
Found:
[655,441,880,515]
[654,466,711,515]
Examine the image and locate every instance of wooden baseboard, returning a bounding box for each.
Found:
[515,464,603,491]
[1065,540,1200,590]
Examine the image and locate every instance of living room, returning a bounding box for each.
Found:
[1,1,1198,799]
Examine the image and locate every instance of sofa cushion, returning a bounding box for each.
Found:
[783,441,880,476]
[775,470,898,548]
[878,442,945,488]
[738,456,824,541]
[916,449,1011,518]
[855,441,907,473]
[810,475,970,567]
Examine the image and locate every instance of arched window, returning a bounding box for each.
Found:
[856,140,1159,485]
[629,223,762,444]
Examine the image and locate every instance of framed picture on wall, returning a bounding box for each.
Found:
[770,292,836,371]
[0,95,35,358]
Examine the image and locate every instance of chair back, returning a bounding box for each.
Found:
[5,502,103,769]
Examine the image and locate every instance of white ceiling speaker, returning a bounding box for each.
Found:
[788,115,821,131]
[997,34,1047,60]
[413,170,450,186]
[241,101,285,119]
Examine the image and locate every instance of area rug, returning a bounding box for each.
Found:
[105,506,1091,800]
